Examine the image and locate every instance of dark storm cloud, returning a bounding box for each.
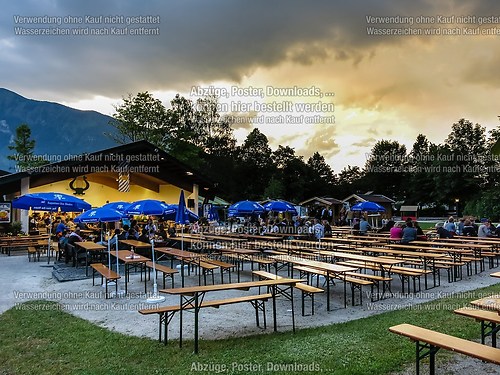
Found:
[1,0,452,102]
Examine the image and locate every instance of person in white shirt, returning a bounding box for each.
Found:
[478,220,492,238]
[312,219,324,241]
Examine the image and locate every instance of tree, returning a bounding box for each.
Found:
[8,123,46,171]
[193,95,236,156]
[107,91,168,146]
[234,129,273,199]
[440,119,487,206]
[336,165,363,197]
[362,140,408,201]
[306,152,336,196]
[406,134,438,204]
[268,146,309,202]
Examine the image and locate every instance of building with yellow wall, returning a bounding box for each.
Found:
[0,140,218,231]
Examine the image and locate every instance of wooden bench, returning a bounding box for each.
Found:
[245,255,275,272]
[337,260,426,294]
[180,257,219,285]
[27,246,41,262]
[344,271,392,301]
[90,263,121,299]
[252,270,324,316]
[389,323,500,374]
[139,293,272,344]
[293,265,372,307]
[454,307,500,347]
[203,258,235,283]
[145,261,178,289]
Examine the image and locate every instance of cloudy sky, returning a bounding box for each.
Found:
[2,0,500,172]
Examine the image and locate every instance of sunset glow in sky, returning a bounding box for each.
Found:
[2,1,500,172]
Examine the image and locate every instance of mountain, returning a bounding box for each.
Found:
[0,88,118,172]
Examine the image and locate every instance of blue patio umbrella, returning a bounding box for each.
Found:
[228,200,265,217]
[74,207,125,224]
[124,199,169,303]
[12,192,91,263]
[350,201,386,212]
[123,199,170,216]
[263,200,298,215]
[101,201,129,213]
[163,204,199,223]
[12,192,91,212]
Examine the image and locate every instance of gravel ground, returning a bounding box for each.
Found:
[2,253,500,374]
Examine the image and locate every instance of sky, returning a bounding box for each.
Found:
[2,0,500,173]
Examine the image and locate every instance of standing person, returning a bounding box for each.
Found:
[144,218,157,237]
[322,220,332,237]
[55,218,68,237]
[478,220,492,238]
[456,218,465,236]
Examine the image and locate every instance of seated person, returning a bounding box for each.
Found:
[67,228,83,244]
[401,222,417,244]
[389,223,403,239]
[378,219,395,233]
[462,219,477,236]
[58,230,69,261]
[138,229,150,243]
[128,227,139,240]
[358,217,371,235]
[414,221,427,240]
[352,218,360,231]
[478,220,492,238]
[167,223,176,237]
[106,229,121,248]
[435,223,453,238]
[65,228,84,263]
[444,217,456,234]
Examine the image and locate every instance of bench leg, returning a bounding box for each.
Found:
[414,340,440,375]
[481,321,500,347]
[301,291,305,316]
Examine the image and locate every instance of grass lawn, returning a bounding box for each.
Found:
[1,284,499,374]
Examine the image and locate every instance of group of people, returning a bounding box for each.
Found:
[386,218,425,244]
[436,217,500,239]
[384,215,500,243]
[54,216,178,263]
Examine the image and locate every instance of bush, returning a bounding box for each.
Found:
[8,221,24,236]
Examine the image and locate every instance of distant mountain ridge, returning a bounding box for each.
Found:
[0,88,118,172]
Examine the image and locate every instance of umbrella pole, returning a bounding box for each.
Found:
[47,215,53,264]
[146,239,165,303]
[102,231,115,289]
[111,237,125,297]
[107,231,111,270]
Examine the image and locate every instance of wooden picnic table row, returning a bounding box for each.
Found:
[390,273,500,374]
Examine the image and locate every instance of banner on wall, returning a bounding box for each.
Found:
[0,202,12,224]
